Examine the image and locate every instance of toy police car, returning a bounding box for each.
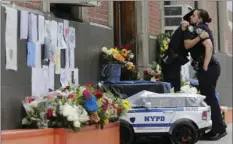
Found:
[120,91,212,144]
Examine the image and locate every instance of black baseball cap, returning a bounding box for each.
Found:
[183,9,197,22]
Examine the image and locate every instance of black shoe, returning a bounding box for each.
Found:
[223,122,227,128]
[200,131,214,140]
[209,130,227,141]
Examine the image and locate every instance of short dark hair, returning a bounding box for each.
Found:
[198,9,212,23]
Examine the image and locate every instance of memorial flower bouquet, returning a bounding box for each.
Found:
[157,33,171,53]
[22,83,131,132]
[101,40,135,65]
[178,78,199,94]
[143,61,163,81]
[156,33,171,64]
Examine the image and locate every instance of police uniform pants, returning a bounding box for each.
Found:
[197,61,225,133]
[162,62,181,92]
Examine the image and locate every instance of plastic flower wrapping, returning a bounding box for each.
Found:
[22,83,131,132]
[143,61,163,81]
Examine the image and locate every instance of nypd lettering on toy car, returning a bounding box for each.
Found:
[144,116,165,122]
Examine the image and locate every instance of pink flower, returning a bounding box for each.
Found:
[83,89,91,99]
[47,95,53,100]
[68,93,75,99]
[26,97,35,103]
[47,108,53,118]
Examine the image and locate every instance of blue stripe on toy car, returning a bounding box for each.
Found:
[131,123,172,127]
[128,108,184,113]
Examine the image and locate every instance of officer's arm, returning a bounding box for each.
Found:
[184,31,209,49]
[184,37,201,49]
[202,39,213,69]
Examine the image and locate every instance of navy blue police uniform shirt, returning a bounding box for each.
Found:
[183,24,214,61]
[183,27,204,61]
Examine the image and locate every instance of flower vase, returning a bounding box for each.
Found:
[102,64,121,82]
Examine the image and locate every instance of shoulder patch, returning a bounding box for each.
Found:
[188,25,194,33]
[195,28,203,35]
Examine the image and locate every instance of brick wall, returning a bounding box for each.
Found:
[87,1,109,26]
[148,1,161,36]
[12,1,110,26]
[11,1,41,10]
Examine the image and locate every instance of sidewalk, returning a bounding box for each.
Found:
[197,123,232,144]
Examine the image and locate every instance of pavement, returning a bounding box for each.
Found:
[135,123,232,144]
[197,123,232,144]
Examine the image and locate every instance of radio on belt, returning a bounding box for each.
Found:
[119,91,212,144]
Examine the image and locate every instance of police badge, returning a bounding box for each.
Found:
[195,28,203,35]
[188,25,194,33]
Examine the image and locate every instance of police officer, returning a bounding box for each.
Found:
[184,9,227,140]
[161,9,208,92]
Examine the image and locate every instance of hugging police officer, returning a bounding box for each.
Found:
[183,9,227,140]
[161,9,208,92]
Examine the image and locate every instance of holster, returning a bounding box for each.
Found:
[191,56,204,71]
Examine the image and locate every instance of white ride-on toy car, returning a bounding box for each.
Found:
[120,91,212,144]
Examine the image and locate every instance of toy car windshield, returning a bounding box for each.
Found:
[126,90,207,108]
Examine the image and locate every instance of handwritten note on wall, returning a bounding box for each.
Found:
[5,7,18,71]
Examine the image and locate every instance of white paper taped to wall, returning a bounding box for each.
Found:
[5,7,18,71]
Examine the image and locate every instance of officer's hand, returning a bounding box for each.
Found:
[203,65,208,71]
[181,21,189,31]
[199,31,209,39]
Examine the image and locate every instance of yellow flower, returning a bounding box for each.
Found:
[162,40,168,46]
[104,119,109,124]
[114,104,119,108]
[160,47,165,52]
[113,53,125,62]
[110,48,119,54]
[121,49,128,57]
[122,100,131,109]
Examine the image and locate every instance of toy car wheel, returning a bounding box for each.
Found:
[120,120,135,144]
[170,122,198,144]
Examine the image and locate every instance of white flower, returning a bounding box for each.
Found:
[73,121,81,128]
[126,62,133,66]
[62,103,76,117]
[190,87,198,94]
[79,115,90,123]
[98,82,102,88]
[102,47,108,53]
[67,116,73,121]
[167,38,170,43]
[181,85,191,93]
[151,77,157,82]
[28,101,38,108]
[129,54,134,59]
[106,50,112,55]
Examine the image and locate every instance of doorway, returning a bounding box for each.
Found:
[113,1,137,63]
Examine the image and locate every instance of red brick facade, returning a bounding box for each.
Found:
[88,1,109,26]
[11,1,41,10]
[148,1,161,36]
